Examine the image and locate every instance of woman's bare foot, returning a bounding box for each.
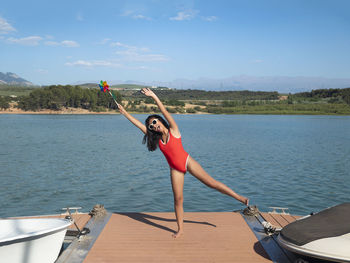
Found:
[172,230,184,239]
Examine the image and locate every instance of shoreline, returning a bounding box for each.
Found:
[1,109,349,116]
[0,107,209,115]
[0,107,118,115]
[1,105,349,116]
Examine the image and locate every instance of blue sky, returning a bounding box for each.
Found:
[0,0,349,85]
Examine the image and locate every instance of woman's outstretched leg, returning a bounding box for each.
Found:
[170,169,185,238]
[187,156,249,205]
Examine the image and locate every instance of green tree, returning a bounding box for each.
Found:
[0,96,10,110]
[17,85,122,111]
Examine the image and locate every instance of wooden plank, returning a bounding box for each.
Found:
[270,214,290,227]
[260,213,301,228]
[260,212,284,228]
[280,214,300,224]
[84,212,271,263]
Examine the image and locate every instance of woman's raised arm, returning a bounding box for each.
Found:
[118,104,147,134]
[141,88,179,133]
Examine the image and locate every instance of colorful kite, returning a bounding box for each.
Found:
[99,80,119,109]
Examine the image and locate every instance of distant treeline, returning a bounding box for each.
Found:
[293,88,350,105]
[1,85,350,115]
[0,96,11,110]
[16,85,122,111]
[129,89,279,101]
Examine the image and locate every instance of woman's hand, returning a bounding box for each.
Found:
[141,87,156,98]
[118,104,127,115]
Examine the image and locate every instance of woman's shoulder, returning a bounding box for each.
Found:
[170,128,181,138]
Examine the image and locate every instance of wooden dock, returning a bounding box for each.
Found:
[83,212,271,263]
[12,209,300,262]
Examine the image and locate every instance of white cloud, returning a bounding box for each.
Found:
[132,14,152,21]
[0,16,16,34]
[6,36,42,46]
[45,40,79,47]
[110,41,128,48]
[65,60,121,67]
[67,40,169,69]
[252,59,263,64]
[202,16,217,22]
[112,42,168,62]
[111,41,150,52]
[97,38,111,45]
[170,10,198,21]
[61,40,79,47]
[4,34,79,47]
[121,10,152,20]
[115,50,168,62]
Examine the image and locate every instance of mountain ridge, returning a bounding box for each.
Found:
[0,72,33,86]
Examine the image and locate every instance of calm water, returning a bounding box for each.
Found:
[1,114,349,217]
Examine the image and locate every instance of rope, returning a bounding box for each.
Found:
[89,204,107,218]
[243,205,260,216]
[243,205,281,235]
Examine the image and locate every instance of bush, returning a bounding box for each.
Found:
[175,107,185,113]
[166,107,177,113]
[165,99,185,106]
[0,96,10,110]
[144,98,154,104]
[186,108,196,113]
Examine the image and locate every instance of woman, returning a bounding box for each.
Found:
[119,88,249,238]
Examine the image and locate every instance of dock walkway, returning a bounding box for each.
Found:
[52,210,300,262]
[83,212,269,263]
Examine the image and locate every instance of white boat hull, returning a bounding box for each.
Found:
[278,233,350,263]
[0,218,72,263]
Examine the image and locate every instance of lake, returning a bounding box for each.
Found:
[1,114,349,217]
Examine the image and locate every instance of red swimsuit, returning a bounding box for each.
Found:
[159,131,189,173]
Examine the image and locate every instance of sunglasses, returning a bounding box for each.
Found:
[148,119,158,130]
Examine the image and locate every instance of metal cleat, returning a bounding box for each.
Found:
[268,206,289,215]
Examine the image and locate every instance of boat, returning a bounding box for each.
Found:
[0,217,72,263]
[277,203,350,263]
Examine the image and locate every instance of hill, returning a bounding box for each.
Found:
[0,72,33,86]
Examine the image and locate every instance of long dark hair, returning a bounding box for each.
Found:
[142,114,169,151]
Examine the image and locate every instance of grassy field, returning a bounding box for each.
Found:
[205,103,350,115]
[0,85,37,96]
